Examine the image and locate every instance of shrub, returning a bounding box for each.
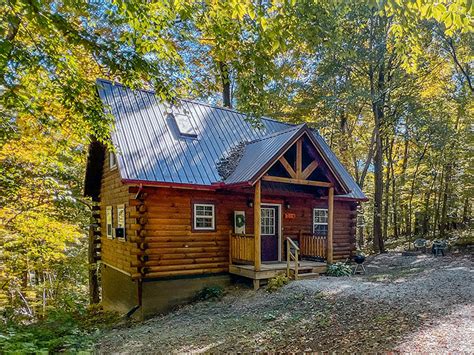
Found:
[266,274,289,292]
[326,262,352,277]
[0,306,120,353]
[194,286,224,301]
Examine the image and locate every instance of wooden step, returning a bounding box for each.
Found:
[290,266,313,272]
[296,272,320,279]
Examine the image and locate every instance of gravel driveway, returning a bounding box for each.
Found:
[98,252,474,353]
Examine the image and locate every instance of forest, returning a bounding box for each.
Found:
[0,0,472,352]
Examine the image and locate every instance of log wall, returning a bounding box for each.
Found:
[99,152,136,274]
[99,155,357,278]
[130,187,357,278]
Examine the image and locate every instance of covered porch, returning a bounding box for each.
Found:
[221,124,353,289]
[228,179,334,289]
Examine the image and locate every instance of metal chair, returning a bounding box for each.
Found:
[413,238,427,253]
[432,240,447,256]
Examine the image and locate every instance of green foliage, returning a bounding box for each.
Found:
[0,306,120,353]
[193,286,225,302]
[266,274,289,292]
[327,263,353,277]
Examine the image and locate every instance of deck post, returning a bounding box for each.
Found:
[328,186,334,264]
[254,180,261,271]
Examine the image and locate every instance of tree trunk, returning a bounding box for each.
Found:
[433,167,444,238]
[372,107,384,253]
[399,128,409,236]
[219,62,232,108]
[440,164,451,237]
[88,226,100,304]
[390,141,399,238]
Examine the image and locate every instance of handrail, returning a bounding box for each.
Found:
[287,237,300,251]
[286,237,300,279]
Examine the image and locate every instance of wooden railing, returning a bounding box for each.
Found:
[299,232,327,260]
[229,231,255,265]
[286,237,300,279]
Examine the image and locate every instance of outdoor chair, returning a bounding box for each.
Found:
[432,240,448,256]
[413,238,427,253]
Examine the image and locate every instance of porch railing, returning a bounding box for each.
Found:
[229,231,255,265]
[299,231,327,260]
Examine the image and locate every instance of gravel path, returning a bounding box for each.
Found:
[99,253,474,353]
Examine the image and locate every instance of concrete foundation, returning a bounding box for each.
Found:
[101,264,230,319]
[101,264,138,314]
[140,274,230,317]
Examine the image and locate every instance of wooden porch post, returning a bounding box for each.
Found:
[254,180,261,271]
[328,186,334,264]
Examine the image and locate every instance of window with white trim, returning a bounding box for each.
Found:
[109,151,117,170]
[116,204,126,240]
[313,208,328,236]
[193,204,215,230]
[106,206,113,239]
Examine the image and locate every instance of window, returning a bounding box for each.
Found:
[193,204,215,230]
[261,208,276,235]
[313,208,328,236]
[172,112,197,138]
[109,151,117,170]
[116,204,126,240]
[106,206,113,239]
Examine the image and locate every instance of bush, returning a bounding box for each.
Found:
[326,262,352,277]
[193,286,224,301]
[266,274,289,292]
[0,306,121,353]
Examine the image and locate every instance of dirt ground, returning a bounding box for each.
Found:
[98,252,474,353]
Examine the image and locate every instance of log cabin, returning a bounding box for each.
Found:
[84,79,367,318]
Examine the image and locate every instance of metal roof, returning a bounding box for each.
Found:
[95,79,366,200]
[224,124,305,185]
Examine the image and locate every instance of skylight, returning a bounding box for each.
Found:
[172,112,197,138]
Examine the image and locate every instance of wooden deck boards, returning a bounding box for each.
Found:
[229,261,327,282]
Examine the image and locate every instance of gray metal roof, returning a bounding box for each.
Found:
[96,79,366,200]
[224,124,305,184]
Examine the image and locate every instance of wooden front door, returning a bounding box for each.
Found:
[261,205,279,262]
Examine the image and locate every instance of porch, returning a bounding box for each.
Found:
[229,229,330,289]
[224,127,341,289]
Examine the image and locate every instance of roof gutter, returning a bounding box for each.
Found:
[121,179,218,191]
[214,181,253,189]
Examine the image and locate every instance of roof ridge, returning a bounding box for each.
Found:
[179,98,294,126]
[247,123,306,144]
[96,78,294,127]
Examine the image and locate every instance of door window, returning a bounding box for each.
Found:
[261,207,276,235]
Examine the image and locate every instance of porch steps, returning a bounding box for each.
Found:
[296,272,320,279]
[289,264,327,280]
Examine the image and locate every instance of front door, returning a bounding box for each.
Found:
[261,205,279,262]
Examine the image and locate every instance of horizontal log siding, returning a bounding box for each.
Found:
[138,189,251,278]
[99,152,136,274]
[281,196,357,260]
[136,188,357,278]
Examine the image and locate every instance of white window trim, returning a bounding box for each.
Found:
[313,208,328,235]
[106,206,113,239]
[109,151,117,170]
[116,204,126,241]
[193,203,215,230]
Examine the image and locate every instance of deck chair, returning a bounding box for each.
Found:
[413,238,427,253]
[432,240,447,256]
